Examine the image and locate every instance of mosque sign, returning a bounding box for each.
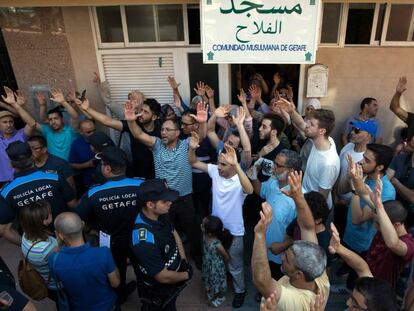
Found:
[202,0,321,64]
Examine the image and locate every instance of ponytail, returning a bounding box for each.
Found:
[218,228,233,250]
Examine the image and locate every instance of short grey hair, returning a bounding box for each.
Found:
[54,212,83,240]
[278,149,302,172]
[291,240,327,281]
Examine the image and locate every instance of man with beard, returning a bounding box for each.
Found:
[78,98,160,179]
[341,97,383,146]
[254,114,287,181]
[248,149,302,280]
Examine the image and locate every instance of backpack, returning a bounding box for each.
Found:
[18,241,49,300]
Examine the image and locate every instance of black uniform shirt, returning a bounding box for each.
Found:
[76,176,144,240]
[132,213,181,280]
[0,168,75,224]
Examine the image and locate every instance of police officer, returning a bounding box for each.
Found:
[132,178,192,311]
[75,145,142,304]
[0,141,77,245]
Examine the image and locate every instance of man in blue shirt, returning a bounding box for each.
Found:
[248,149,301,280]
[76,146,143,304]
[49,212,120,311]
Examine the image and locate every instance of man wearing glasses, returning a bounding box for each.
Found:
[125,101,208,266]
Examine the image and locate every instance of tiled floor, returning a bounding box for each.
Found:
[0,236,348,311]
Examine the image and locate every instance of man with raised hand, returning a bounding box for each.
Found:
[189,132,253,308]
[0,87,36,185]
[252,171,330,311]
[125,100,207,266]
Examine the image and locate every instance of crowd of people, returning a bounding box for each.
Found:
[0,70,413,311]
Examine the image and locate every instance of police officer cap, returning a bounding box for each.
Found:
[6,141,32,161]
[89,132,114,150]
[139,178,179,202]
[100,146,127,168]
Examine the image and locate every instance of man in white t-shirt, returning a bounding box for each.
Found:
[188,132,253,308]
[336,119,377,202]
[279,101,340,208]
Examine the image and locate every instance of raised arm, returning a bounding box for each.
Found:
[329,223,373,277]
[221,143,254,194]
[2,87,37,135]
[277,98,306,133]
[188,131,208,173]
[233,107,252,168]
[252,202,281,299]
[281,171,318,244]
[205,85,216,115]
[35,91,48,123]
[78,98,123,131]
[390,77,408,122]
[373,177,408,257]
[189,102,208,140]
[207,105,231,149]
[124,100,156,147]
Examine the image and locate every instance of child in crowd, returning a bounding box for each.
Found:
[201,215,232,307]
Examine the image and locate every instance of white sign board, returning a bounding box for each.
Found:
[202,0,321,64]
[307,64,328,97]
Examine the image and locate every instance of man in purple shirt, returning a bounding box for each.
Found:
[0,87,36,185]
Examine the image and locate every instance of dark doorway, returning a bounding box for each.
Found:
[0,29,17,91]
[230,64,300,106]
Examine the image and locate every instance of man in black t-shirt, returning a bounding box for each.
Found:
[0,141,76,245]
[78,98,161,179]
[75,146,143,304]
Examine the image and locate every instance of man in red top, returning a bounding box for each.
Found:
[365,178,414,288]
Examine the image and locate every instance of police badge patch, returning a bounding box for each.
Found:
[138,228,147,241]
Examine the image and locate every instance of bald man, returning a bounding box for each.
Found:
[49,212,121,310]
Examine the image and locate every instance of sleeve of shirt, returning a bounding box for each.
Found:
[0,195,15,224]
[59,159,75,179]
[152,137,161,152]
[401,235,414,261]
[258,103,270,114]
[121,120,130,133]
[74,193,93,221]
[58,176,76,203]
[389,154,400,172]
[40,123,50,135]
[381,176,396,201]
[285,219,297,237]
[132,242,166,277]
[207,163,217,178]
[180,96,190,113]
[406,112,414,127]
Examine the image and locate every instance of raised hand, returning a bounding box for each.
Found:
[232,106,246,127]
[275,97,295,114]
[286,84,294,102]
[66,89,77,103]
[237,88,247,104]
[214,104,231,118]
[328,223,341,255]
[206,85,214,99]
[310,291,324,311]
[347,154,363,181]
[280,171,303,199]
[254,202,273,237]
[189,131,200,149]
[124,100,140,121]
[50,88,65,104]
[396,76,407,95]
[75,97,90,111]
[167,76,181,90]
[93,72,100,84]
[249,84,260,100]
[1,86,16,105]
[260,290,278,311]
[15,90,26,107]
[221,143,238,166]
[369,176,383,209]
[193,81,206,96]
[190,102,208,123]
[35,91,47,106]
